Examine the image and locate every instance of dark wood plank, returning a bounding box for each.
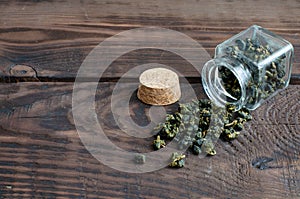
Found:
[0,82,299,198]
[0,0,299,81]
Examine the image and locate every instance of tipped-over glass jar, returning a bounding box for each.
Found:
[202,25,294,111]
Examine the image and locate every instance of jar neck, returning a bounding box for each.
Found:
[202,56,251,111]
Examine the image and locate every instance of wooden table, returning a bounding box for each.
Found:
[0,1,299,198]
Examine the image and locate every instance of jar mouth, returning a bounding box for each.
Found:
[202,57,249,111]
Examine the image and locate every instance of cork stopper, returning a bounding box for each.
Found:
[137,68,181,105]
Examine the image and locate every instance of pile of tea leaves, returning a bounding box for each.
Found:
[152,99,252,168]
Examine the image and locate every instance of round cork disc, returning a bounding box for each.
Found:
[137,68,181,105]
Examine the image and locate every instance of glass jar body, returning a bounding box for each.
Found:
[202,25,294,110]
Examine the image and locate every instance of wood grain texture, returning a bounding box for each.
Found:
[0,0,299,81]
[0,82,299,199]
[0,0,299,198]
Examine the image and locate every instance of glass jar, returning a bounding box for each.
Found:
[202,25,294,111]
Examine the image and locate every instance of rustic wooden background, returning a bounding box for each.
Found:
[0,0,299,198]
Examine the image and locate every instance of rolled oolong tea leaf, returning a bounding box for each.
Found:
[153,135,166,150]
[222,128,240,139]
[192,144,202,155]
[234,122,244,131]
[237,108,253,121]
[169,152,186,168]
[156,112,182,139]
[134,154,146,164]
[202,139,217,156]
